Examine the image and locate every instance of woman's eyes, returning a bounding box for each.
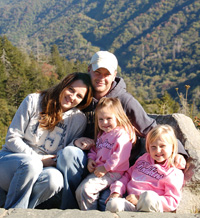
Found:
[68,87,83,99]
[77,94,83,99]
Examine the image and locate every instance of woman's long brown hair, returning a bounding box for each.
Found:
[39,72,92,131]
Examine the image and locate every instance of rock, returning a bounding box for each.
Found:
[0,208,197,218]
[149,113,200,213]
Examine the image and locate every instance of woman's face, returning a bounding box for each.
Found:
[60,79,87,112]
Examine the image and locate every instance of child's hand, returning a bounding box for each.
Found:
[105,192,121,203]
[126,194,139,206]
[174,154,186,169]
[94,166,107,178]
[87,159,96,173]
[74,137,95,150]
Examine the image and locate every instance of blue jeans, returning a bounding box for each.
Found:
[98,188,110,211]
[56,146,110,210]
[0,187,6,208]
[0,150,63,209]
[56,146,88,209]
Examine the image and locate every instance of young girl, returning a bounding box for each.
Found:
[0,72,92,209]
[75,97,136,210]
[106,124,184,213]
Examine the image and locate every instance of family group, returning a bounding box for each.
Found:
[0,51,188,212]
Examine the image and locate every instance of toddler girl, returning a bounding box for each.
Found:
[75,97,136,210]
[106,124,184,212]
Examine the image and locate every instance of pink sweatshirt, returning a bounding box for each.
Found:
[110,153,184,212]
[88,127,133,175]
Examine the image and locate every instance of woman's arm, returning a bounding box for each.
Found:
[5,94,40,157]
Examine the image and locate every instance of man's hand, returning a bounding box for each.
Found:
[42,155,57,167]
[87,158,96,173]
[74,137,95,150]
[94,165,107,178]
[174,154,186,169]
[126,194,139,206]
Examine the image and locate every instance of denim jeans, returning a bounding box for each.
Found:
[0,150,63,209]
[37,145,111,210]
[98,188,110,211]
[0,187,6,208]
[56,146,112,210]
[56,146,88,209]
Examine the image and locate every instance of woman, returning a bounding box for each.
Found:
[0,72,92,209]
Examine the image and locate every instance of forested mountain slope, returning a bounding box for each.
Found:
[0,0,199,106]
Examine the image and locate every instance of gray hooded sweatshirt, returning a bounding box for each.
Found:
[2,93,86,159]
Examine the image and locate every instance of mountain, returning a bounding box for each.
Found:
[0,0,200,108]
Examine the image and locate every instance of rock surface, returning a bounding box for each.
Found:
[0,208,198,218]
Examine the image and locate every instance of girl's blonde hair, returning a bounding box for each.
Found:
[39,72,92,131]
[145,124,178,167]
[94,97,136,144]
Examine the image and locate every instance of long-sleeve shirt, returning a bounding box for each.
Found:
[2,93,87,159]
[88,127,133,175]
[110,153,184,211]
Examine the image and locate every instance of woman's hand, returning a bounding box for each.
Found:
[74,137,95,150]
[94,165,107,178]
[41,155,57,167]
[174,154,186,169]
[87,158,96,173]
[126,194,139,206]
[106,192,121,203]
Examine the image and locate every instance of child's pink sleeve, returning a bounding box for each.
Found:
[110,168,132,196]
[88,146,97,161]
[159,169,184,211]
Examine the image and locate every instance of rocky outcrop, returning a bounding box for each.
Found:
[149,113,200,213]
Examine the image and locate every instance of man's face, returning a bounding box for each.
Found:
[89,67,116,99]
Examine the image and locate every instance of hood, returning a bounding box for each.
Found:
[107,77,127,98]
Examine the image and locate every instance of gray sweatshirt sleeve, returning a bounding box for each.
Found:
[4,94,40,158]
[120,93,157,137]
[63,109,87,147]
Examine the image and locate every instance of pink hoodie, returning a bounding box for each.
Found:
[88,127,133,175]
[110,153,184,211]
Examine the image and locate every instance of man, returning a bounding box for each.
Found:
[38,51,188,210]
[81,51,157,142]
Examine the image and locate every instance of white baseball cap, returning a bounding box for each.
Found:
[90,51,118,75]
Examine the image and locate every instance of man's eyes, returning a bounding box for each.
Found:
[69,87,74,92]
